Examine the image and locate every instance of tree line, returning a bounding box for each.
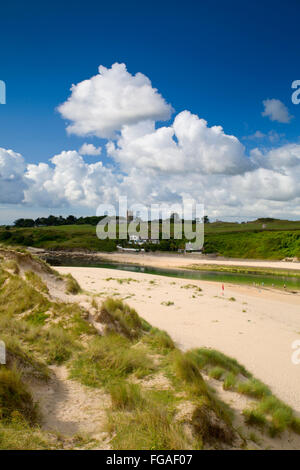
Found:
[13,215,106,228]
[12,214,210,228]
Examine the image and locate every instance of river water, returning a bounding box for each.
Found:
[46,256,300,291]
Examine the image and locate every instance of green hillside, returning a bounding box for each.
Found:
[0,219,300,260]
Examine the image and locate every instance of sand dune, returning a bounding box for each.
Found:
[57,266,300,414]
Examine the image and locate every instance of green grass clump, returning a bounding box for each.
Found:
[99,298,146,339]
[223,372,237,391]
[243,409,267,428]
[69,312,97,337]
[209,367,226,380]
[2,259,20,274]
[106,402,192,450]
[237,379,270,399]
[181,284,202,292]
[142,328,175,353]
[0,418,54,450]
[70,334,153,388]
[173,352,208,397]
[291,417,300,434]
[25,271,49,294]
[25,311,50,326]
[189,348,251,378]
[0,275,50,316]
[191,403,234,445]
[109,382,145,411]
[105,277,139,285]
[247,396,300,437]
[64,273,81,294]
[0,367,38,424]
[40,327,79,364]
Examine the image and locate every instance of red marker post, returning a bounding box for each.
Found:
[222,284,224,296]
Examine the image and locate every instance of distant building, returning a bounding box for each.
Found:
[128,235,160,245]
[129,234,140,242]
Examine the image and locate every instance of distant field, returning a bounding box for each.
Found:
[204,231,300,259]
[204,219,300,234]
[0,219,300,259]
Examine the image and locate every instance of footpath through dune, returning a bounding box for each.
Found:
[30,365,111,449]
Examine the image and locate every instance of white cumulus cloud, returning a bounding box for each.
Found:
[262,99,293,123]
[24,150,118,208]
[0,148,27,203]
[79,143,102,156]
[58,63,173,139]
[108,110,253,175]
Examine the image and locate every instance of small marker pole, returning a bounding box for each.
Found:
[222,284,224,296]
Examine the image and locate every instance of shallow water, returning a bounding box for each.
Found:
[47,256,300,291]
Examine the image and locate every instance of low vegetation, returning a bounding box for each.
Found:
[64,273,81,294]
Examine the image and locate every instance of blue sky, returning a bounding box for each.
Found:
[0,0,300,222]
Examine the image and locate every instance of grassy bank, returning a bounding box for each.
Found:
[0,225,117,252]
[203,230,300,259]
[187,264,300,278]
[1,221,300,259]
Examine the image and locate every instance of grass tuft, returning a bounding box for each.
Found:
[208,367,226,380]
[25,271,49,294]
[142,328,175,353]
[109,382,145,411]
[64,273,81,294]
[0,366,38,424]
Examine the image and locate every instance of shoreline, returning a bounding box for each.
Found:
[34,248,300,272]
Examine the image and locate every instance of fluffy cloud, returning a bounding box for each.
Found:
[262,99,293,123]
[58,63,173,139]
[0,148,27,203]
[79,143,102,156]
[24,151,118,208]
[108,111,253,175]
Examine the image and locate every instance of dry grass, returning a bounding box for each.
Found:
[64,273,81,294]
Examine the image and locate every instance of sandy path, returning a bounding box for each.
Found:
[92,252,300,271]
[57,266,300,414]
[30,365,111,449]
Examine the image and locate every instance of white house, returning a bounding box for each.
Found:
[129,234,141,243]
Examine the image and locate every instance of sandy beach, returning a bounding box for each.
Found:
[57,265,300,414]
